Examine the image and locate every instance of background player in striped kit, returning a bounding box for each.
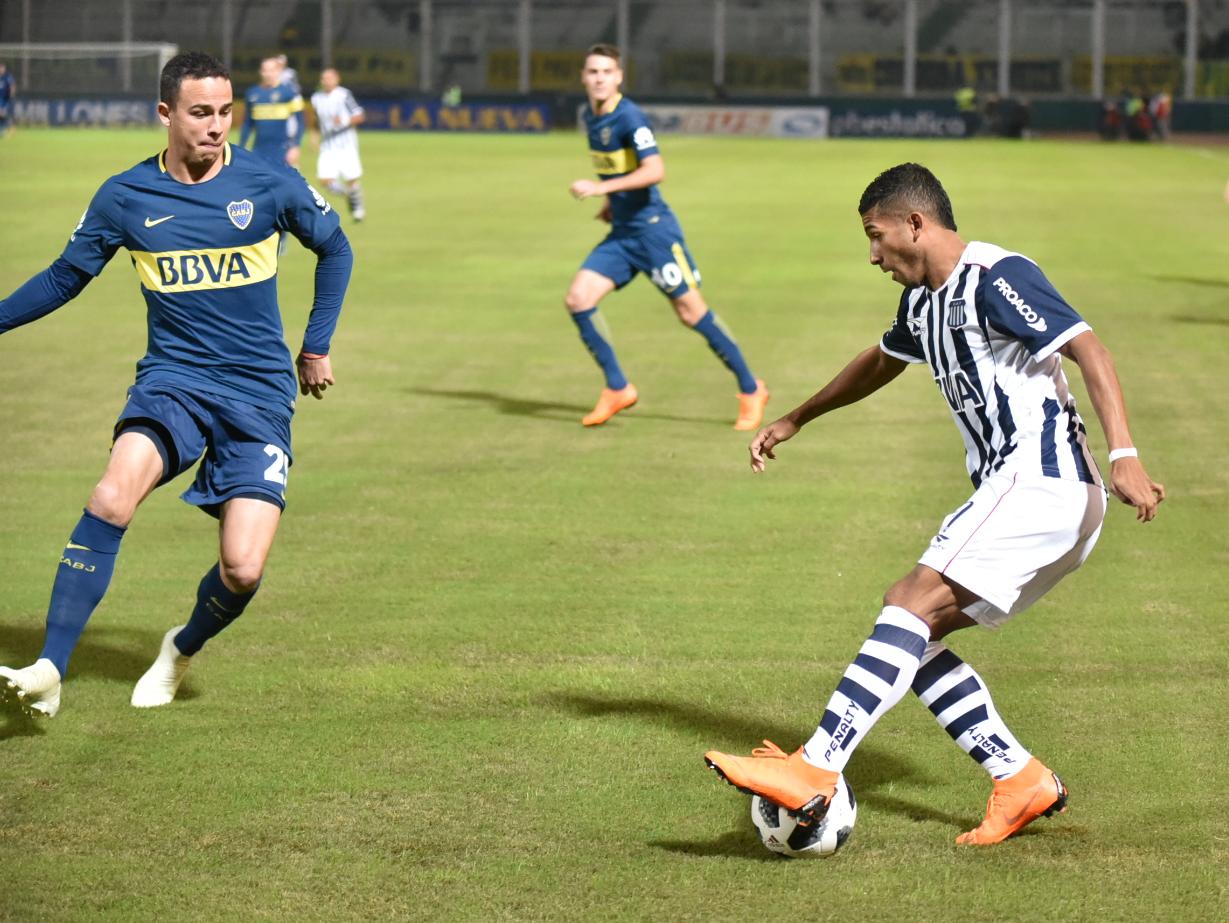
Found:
[0,51,352,718]
[705,163,1164,846]
[564,44,769,430]
[310,67,366,222]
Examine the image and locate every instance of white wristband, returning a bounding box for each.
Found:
[1108,447,1138,463]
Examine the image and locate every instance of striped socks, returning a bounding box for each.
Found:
[803,606,931,773]
[912,641,1032,780]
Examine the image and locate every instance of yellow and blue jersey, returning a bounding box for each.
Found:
[240,82,304,161]
[60,143,343,413]
[584,94,672,235]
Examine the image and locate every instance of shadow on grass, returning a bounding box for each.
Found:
[405,387,728,426]
[546,691,970,838]
[1171,313,1229,326]
[0,623,171,687]
[651,829,781,862]
[1151,274,1229,290]
[0,703,47,740]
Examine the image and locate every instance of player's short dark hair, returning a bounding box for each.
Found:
[160,51,229,107]
[858,163,957,231]
[585,43,621,65]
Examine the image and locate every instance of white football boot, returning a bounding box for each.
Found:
[131,626,192,708]
[0,658,63,718]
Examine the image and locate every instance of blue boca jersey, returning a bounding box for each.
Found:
[60,143,342,413]
[584,94,673,234]
[0,72,14,105]
[241,82,304,158]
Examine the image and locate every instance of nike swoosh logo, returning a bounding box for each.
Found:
[144,215,174,227]
[65,542,93,552]
[1001,805,1032,828]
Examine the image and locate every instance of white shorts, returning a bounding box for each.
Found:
[918,470,1108,628]
[317,144,363,182]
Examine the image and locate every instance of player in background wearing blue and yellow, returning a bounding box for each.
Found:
[566,44,769,428]
[240,55,304,169]
[0,61,16,137]
[0,52,353,718]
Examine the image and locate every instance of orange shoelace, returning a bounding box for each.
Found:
[751,740,789,759]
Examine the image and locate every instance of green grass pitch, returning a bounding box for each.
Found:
[1,127,1227,921]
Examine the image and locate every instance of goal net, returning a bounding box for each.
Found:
[0,43,179,96]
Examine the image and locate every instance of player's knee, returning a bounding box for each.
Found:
[86,481,139,528]
[219,558,264,594]
[674,307,700,327]
[672,296,706,326]
[564,289,590,313]
[882,574,931,618]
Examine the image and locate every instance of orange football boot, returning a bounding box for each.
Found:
[582,384,638,426]
[956,757,1069,845]
[704,740,839,821]
[733,380,770,431]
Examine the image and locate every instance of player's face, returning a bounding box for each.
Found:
[321,69,339,92]
[581,55,622,105]
[862,208,926,287]
[260,59,281,86]
[161,77,234,168]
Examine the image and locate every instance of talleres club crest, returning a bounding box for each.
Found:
[227,199,254,230]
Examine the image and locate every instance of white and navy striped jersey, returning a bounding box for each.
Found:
[880,241,1100,489]
[310,86,363,152]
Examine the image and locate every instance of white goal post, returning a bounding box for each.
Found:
[0,42,179,96]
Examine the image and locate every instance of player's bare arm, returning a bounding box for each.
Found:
[570,154,664,200]
[1060,330,1165,521]
[750,346,907,472]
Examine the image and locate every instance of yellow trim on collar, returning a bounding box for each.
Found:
[596,92,623,117]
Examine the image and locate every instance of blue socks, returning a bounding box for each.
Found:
[173,564,258,656]
[571,307,628,390]
[692,310,758,394]
[40,510,127,677]
[572,306,756,394]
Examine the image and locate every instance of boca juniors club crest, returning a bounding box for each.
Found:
[600,127,611,145]
[227,199,254,230]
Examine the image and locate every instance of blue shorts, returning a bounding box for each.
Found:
[581,216,702,299]
[114,384,293,518]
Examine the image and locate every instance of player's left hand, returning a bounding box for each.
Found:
[286,145,301,167]
[570,179,603,200]
[1109,457,1165,522]
[297,352,334,400]
[596,202,612,223]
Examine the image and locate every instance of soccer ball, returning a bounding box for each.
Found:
[750,776,857,858]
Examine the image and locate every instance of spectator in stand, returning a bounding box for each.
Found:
[955,84,980,138]
[1150,89,1172,140]
[1099,98,1121,141]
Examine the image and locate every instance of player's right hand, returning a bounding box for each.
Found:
[749,418,800,473]
[596,202,612,223]
[297,352,335,400]
[1108,457,1165,522]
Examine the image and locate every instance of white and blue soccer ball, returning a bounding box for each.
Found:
[750,776,857,858]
